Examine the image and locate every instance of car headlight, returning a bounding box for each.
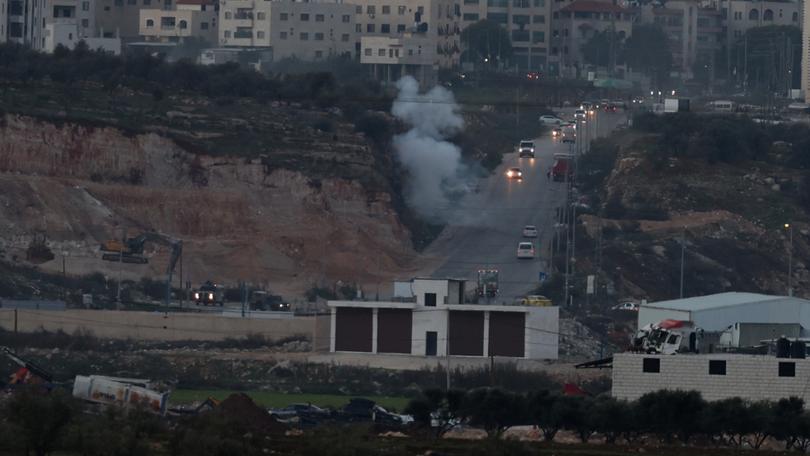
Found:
[194,293,199,299]
[208,293,214,300]
[507,171,513,177]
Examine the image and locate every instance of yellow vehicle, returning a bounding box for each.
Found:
[520,295,552,306]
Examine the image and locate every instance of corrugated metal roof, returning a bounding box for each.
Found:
[642,292,800,312]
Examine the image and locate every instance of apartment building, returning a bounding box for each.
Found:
[139,0,218,43]
[459,0,552,71]
[351,0,461,68]
[804,0,809,102]
[639,1,724,81]
[723,0,799,41]
[3,0,119,51]
[0,0,7,42]
[218,0,356,61]
[96,0,172,40]
[550,0,633,78]
[361,34,436,86]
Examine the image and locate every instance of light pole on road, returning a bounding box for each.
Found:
[785,223,793,296]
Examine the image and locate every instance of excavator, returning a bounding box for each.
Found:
[2,346,54,386]
[100,231,183,307]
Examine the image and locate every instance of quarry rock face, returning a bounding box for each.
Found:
[0,114,417,295]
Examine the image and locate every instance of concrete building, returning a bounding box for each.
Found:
[360,34,436,86]
[613,352,810,405]
[723,0,799,42]
[803,0,809,102]
[0,0,7,42]
[638,292,810,335]
[640,1,724,81]
[139,0,218,43]
[218,0,356,61]
[96,0,168,40]
[551,0,634,78]
[459,0,552,72]
[328,278,559,359]
[351,0,461,68]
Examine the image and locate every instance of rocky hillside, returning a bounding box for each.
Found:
[565,113,810,303]
[0,89,417,298]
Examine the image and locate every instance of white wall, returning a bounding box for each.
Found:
[613,353,810,404]
[526,306,559,360]
[411,306,448,356]
[412,279,450,306]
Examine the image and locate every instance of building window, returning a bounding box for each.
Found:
[425,293,437,307]
[201,22,208,29]
[748,9,758,20]
[81,18,89,27]
[366,5,375,14]
[355,5,362,13]
[315,50,323,58]
[487,12,508,23]
[533,0,545,6]
[341,33,349,41]
[146,19,154,27]
[179,19,187,29]
[398,5,406,14]
[300,13,309,21]
[355,24,361,32]
[511,29,529,41]
[280,31,287,39]
[367,23,374,32]
[513,14,530,25]
[763,9,773,20]
[792,12,798,21]
[709,360,726,375]
[512,0,529,7]
[127,0,135,5]
[397,24,405,32]
[487,0,508,6]
[224,11,231,19]
[381,23,390,33]
[280,12,288,21]
[532,14,545,23]
[224,30,231,37]
[314,32,323,40]
[382,5,390,14]
[532,31,544,42]
[114,0,122,6]
[779,362,796,377]
[160,16,175,28]
[642,358,660,373]
[364,48,371,55]
[257,12,265,20]
[463,13,478,21]
[82,1,89,10]
[315,13,324,22]
[257,30,264,38]
[300,32,308,40]
[378,48,386,56]
[342,14,350,22]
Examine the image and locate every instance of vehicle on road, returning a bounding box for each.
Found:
[477,269,499,297]
[551,155,573,181]
[580,101,592,111]
[193,281,224,306]
[539,115,563,125]
[632,319,702,355]
[562,134,575,144]
[506,167,523,179]
[574,109,586,119]
[251,291,291,311]
[551,127,562,137]
[560,121,576,129]
[520,295,552,306]
[612,302,639,312]
[516,242,535,259]
[522,225,538,238]
[604,104,617,113]
[518,140,535,158]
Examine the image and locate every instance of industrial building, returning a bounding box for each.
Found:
[638,292,810,335]
[328,278,559,360]
[613,352,810,405]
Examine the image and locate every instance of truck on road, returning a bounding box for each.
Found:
[551,153,574,182]
[477,269,499,297]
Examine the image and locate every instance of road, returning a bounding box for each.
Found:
[425,108,626,303]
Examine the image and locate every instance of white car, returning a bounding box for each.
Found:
[612,302,639,312]
[539,115,562,125]
[522,225,538,238]
[518,140,535,158]
[574,109,586,119]
[517,242,535,259]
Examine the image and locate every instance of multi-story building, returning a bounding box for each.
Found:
[139,0,218,43]
[360,34,436,86]
[0,0,7,42]
[804,0,809,102]
[550,0,634,78]
[3,0,119,52]
[351,0,461,68]
[218,0,356,61]
[640,1,724,82]
[96,0,171,40]
[723,0,799,41]
[459,0,552,72]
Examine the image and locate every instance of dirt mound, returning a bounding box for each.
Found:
[215,393,288,433]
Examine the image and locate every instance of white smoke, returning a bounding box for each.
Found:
[392,76,465,222]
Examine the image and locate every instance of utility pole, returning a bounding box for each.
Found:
[445,309,451,391]
[679,227,686,299]
[786,223,793,296]
[116,229,124,310]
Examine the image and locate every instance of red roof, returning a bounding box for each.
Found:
[559,0,628,13]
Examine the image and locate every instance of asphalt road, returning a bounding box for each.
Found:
[426,108,626,303]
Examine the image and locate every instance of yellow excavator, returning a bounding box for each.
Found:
[100,231,183,306]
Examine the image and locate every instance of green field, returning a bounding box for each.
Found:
[170,389,410,412]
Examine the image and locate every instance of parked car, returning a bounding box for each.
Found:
[612,302,639,312]
[506,167,523,180]
[269,403,331,421]
[520,295,552,306]
[522,225,538,238]
[516,242,535,259]
[539,115,563,125]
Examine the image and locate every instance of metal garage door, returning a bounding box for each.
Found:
[335,307,373,352]
[377,309,412,354]
[489,311,525,357]
[449,311,484,356]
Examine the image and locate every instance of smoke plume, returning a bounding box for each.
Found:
[391,76,465,222]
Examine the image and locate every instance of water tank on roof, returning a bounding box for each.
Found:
[777,336,791,358]
[791,340,807,359]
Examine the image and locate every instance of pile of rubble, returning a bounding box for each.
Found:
[558,318,609,362]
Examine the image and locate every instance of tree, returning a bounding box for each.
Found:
[5,388,74,456]
[556,396,594,443]
[460,388,526,439]
[404,388,464,438]
[528,390,561,441]
[460,19,513,70]
[581,30,620,68]
[622,24,672,86]
[636,389,706,444]
[590,397,635,444]
[770,396,805,449]
[731,25,802,92]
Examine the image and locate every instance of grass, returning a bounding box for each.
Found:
[170,389,410,411]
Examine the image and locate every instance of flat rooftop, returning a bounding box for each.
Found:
[643,292,800,312]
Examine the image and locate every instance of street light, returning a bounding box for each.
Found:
[785,223,793,297]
